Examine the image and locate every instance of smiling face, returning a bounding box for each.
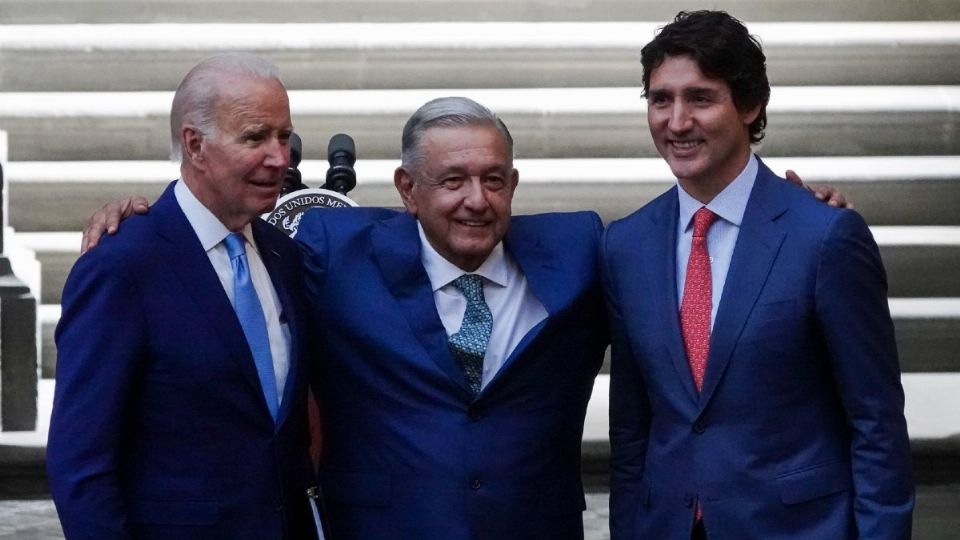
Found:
[647,54,760,203]
[183,76,293,231]
[395,124,519,272]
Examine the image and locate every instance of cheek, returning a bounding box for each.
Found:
[647,109,667,128]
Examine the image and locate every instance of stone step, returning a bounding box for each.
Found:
[8,157,960,231]
[2,22,959,91]
[2,86,958,161]
[1,0,957,24]
[891,299,960,373]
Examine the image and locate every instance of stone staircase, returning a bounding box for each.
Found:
[1,0,958,531]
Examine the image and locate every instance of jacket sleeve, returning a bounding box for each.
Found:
[602,225,653,540]
[815,209,915,539]
[47,246,146,540]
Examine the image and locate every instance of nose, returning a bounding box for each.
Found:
[461,178,490,211]
[667,102,692,133]
[263,136,290,169]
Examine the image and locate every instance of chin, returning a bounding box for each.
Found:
[252,199,279,216]
[667,161,705,183]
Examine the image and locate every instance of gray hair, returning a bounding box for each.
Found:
[170,52,282,161]
[400,96,514,175]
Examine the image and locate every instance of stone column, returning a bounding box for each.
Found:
[0,130,39,431]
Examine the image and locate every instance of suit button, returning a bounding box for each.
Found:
[468,409,484,421]
[684,494,694,508]
[273,503,284,513]
[692,420,706,434]
[470,478,482,490]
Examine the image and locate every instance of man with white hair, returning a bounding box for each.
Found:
[47,53,323,539]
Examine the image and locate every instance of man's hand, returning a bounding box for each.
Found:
[785,169,851,209]
[81,197,150,254]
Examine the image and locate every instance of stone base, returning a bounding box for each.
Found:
[0,256,38,431]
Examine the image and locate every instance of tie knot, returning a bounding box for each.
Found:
[692,208,718,238]
[224,232,247,259]
[452,274,485,301]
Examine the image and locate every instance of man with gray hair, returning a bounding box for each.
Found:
[292,96,609,538]
[47,53,324,539]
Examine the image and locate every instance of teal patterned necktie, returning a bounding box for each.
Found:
[448,274,493,396]
[224,232,280,421]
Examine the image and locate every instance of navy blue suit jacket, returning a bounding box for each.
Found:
[603,161,914,539]
[295,208,608,539]
[48,183,318,540]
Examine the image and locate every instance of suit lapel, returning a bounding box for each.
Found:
[647,189,702,403]
[698,166,788,408]
[504,219,563,314]
[371,212,474,397]
[153,184,275,421]
[484,220,561,383]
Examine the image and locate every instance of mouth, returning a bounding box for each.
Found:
[668,139,703,154]
[249,178,282,191]
[455,219,491,228]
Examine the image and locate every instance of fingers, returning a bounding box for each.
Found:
[811,186,852,209]
[785,169,803,186]
[784,169,853,209]
[80,197,150,254]
[131,196,150,215]
[80,207,108,254]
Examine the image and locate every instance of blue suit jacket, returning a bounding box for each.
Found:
[603,161,914,540]
[48,183,318,540]
[295,208,608,539]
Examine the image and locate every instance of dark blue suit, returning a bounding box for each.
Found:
[48,183,318,540]
[295,208,608,539]
[603,161,913,539]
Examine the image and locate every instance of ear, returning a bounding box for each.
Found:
[181,125,205,165]
[393,166,418,215]
[741,103,762,127]
[508,168,519,193]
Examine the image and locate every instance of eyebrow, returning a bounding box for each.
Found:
[684,86,720,95]
[649,86,719,96]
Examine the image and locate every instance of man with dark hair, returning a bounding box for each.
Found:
[639,10,770,146]
[603,11,913,540]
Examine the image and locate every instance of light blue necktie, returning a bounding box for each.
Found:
[448,274,493,396]
[224,232,279,421]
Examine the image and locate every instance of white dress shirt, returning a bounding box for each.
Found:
[676,154,758,329]
[418,223,548,390]
[174,179,291,406]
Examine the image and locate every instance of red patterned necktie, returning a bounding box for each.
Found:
[681,207,718,526]
[680,207,718,392]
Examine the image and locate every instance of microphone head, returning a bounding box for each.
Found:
[289,132,303,168]
[327,133,356,165]
[325,133,358,195]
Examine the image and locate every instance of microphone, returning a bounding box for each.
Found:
[281,132,306,195]
[324,133,357,195]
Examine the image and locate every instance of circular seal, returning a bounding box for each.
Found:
[262,188,358,237]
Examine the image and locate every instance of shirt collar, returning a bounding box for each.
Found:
[174,178,253,251]
[677,153,758,232]
[417,221,509,291]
